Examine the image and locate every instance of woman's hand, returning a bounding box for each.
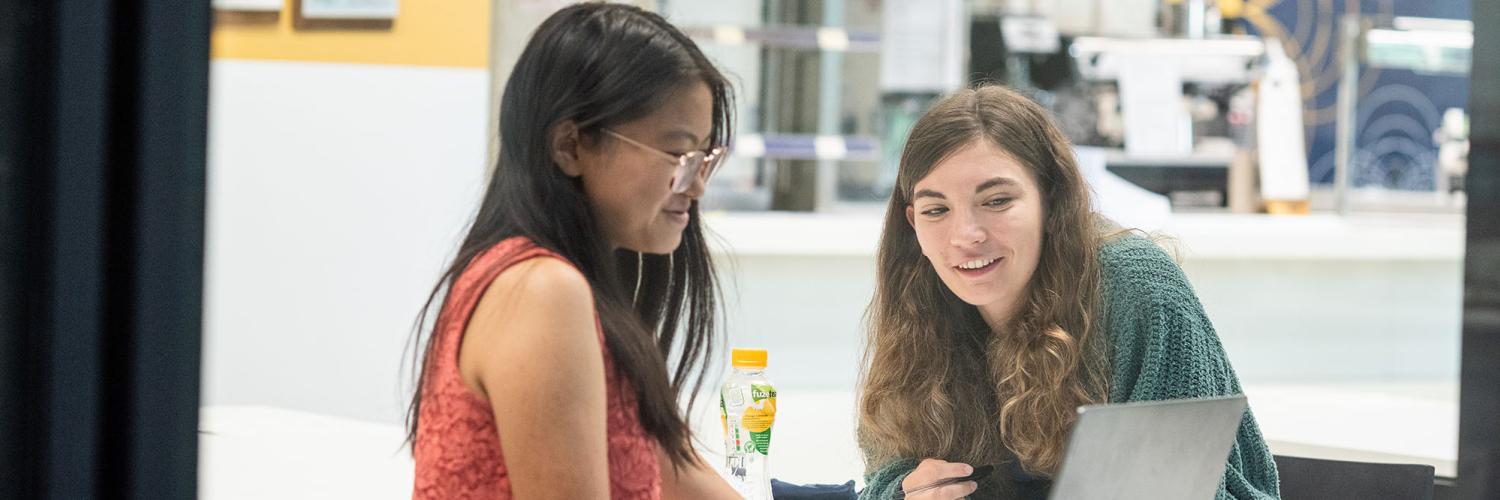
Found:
[899,458,978,499]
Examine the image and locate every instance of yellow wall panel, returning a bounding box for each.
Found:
[212,0,490,68]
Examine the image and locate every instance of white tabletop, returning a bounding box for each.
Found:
[199,406,414,500]
[199,382,1457,497]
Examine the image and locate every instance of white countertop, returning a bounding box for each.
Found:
[701,211,1465,261]
[199,381,1457,498]
[689,383,1460,486]
[1246,382,1457,478]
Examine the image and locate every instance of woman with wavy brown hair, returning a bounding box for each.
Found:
[856,85,1279,499]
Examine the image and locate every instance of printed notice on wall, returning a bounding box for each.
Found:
[302,0,399,20]
[878,0,964,93]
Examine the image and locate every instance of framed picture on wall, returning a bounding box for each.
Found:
[213,0,281,11]
[301,0,398,20]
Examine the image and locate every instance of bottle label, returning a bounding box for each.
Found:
[740,383,776,455]
[719,396,729,438]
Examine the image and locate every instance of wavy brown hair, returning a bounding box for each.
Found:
[858,85,1112,476]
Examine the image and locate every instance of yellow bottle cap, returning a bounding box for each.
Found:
[731,348,767,368]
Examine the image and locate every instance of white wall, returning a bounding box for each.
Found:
[204,58,1464,431]
[702,211,1465,392]
[1185,258,1463,383]
[712,251,1464,388]
[205,59,489,425]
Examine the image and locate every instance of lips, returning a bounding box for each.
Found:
[663,207,690,225]
[952,256,1001,277]
[663,196,693,225]
[956,257,998,270]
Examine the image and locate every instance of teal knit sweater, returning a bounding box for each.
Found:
[859,235,1281,499]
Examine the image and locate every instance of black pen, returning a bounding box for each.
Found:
[895,464,995,498]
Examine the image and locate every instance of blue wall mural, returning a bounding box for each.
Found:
[1240,0,1470,190]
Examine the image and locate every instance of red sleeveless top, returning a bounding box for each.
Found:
[412,237,661,499]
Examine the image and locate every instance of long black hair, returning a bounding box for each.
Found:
[405,2,733,468]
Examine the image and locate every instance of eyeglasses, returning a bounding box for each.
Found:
[603,128,727,194]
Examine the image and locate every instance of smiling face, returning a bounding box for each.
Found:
[569,80,714,254]
[906,138,1045,327]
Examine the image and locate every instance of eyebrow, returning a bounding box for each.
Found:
[975,177,1019,193]
[913,188,946,201]
[661,129,707,148]
[912,177,1020,201]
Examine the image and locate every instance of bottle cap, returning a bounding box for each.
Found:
[731,348,767,369]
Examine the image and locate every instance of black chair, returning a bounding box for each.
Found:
[1274,455,1435,500]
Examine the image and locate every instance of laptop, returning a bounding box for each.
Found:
[1047,395,1248,500]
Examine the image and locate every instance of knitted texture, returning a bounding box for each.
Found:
[859,235,1281,499]
[412,237,661,500]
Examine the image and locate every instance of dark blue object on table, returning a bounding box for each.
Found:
[770,478,857,500]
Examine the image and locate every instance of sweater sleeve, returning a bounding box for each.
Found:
[1103,237,1282,500]
[858,457,919,500]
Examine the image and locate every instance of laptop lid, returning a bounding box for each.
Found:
[1048,395,1248,500]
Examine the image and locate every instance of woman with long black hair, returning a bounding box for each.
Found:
[406,4,740,499]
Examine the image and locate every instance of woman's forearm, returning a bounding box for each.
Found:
[658,449,741,500]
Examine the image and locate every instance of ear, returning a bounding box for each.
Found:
[905,205,916,228]
[549,120,584,177]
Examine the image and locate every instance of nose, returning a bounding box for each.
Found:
[676,167,708,199]
[949,208,987,247]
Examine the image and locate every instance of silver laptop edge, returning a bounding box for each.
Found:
[1047,394,1249,500]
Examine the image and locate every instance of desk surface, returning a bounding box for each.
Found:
[199,406,414,500]
[1248,382,1457,477]
[200,382,1458,498]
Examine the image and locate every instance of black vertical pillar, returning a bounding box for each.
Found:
[0,1,48,498]
[118,1,210,497]
[0,0,209,498]
[1459,1,1500,499]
